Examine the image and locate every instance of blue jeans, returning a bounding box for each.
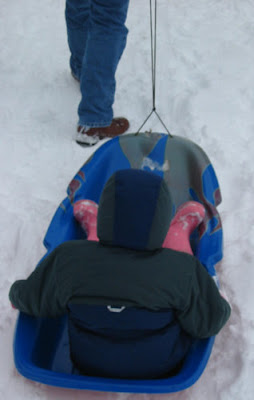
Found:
[65,0,130,127]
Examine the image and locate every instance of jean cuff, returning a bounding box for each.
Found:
[78,119,112,128]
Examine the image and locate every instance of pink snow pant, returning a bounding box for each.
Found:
[73,200,205,255]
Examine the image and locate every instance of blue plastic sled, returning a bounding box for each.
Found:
[13,133,223,393]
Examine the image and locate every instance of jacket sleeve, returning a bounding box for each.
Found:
[9,247,65,318]
[176,259,231,338]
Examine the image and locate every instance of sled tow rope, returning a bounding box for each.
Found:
[136,0,172,136]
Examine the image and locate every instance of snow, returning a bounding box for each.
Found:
[141,157,170,172]
[0,0,254,399]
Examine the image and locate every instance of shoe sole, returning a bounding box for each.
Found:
[76,121,129,146]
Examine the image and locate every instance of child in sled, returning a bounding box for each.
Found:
[9,169,230,379]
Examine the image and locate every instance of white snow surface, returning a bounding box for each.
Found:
[1,0,254,399]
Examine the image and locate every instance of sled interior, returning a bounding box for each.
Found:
[13,133,223,393]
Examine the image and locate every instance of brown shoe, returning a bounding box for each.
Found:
[76,117,129,145]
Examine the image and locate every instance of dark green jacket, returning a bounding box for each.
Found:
[9,240,230,339]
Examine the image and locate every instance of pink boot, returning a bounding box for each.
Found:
[163,201,205,255]
[73,200,99,241]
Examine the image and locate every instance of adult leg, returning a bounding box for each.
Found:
[65,0,91,81]
[78,0,130,127]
